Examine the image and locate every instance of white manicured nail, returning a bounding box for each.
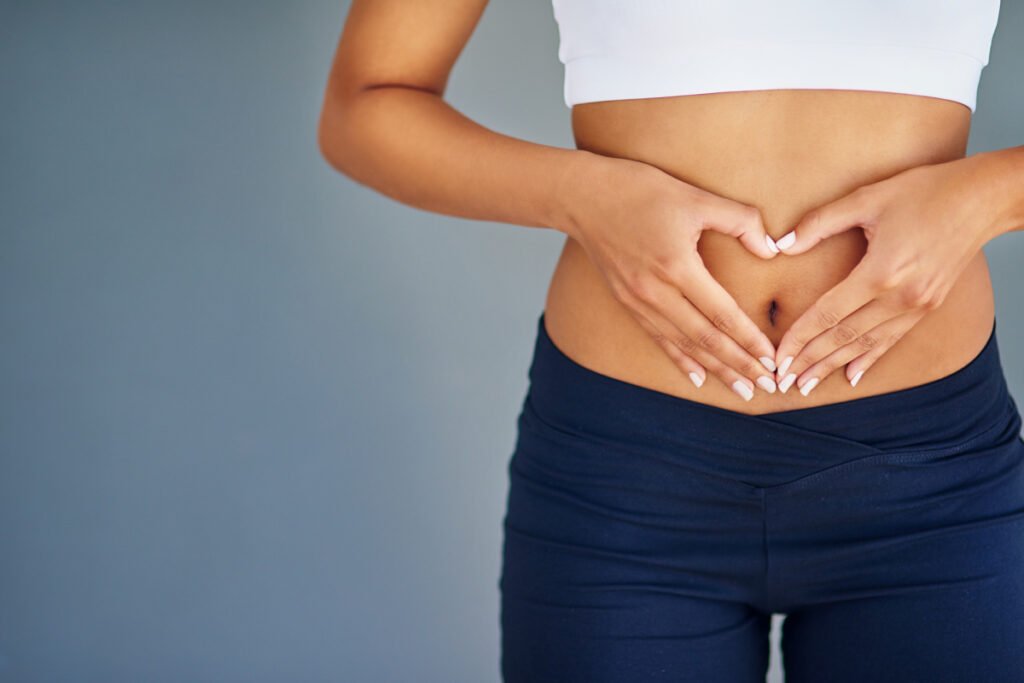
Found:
[775,230,796,251]
[689,371,705,388]
[759,356,776,372]
[799,377,820,396]
[778,373,797,393]
[765,234,779,254]
[756,375,777,393]
[732,379,754,401]
[778,355,793,377]
[850,370,864,387]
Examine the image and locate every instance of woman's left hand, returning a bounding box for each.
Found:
[770,155,1004,396]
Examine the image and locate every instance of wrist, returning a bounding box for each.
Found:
[548,148,615,241]
[960,146,1024,244]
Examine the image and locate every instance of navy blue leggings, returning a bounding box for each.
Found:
[499,312,1024,682]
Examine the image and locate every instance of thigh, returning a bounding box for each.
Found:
[780,564,1024,683]
[778,437,1024,683]
[501,578,771,683]
[499,401,771,683]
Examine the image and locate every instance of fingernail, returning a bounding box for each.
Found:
[850,370,864,387]
[689,371,705,389]
[756,375,777,393]
[765,234,779,254]
[732,379,754,401]
[775,230,796,251]
[778,373,797,393]
[759,356,776,372]
[799,376,820,396]
[778,355,793,377]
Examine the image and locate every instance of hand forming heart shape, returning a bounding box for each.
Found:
[768,152,1008,396]
[559,149,1011,401]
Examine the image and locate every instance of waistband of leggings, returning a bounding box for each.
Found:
[523,311,1017,487]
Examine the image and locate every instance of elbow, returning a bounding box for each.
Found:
[317,80,361,176]
[317,105,349,175]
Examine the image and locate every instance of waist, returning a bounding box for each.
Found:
[522,310,1018,490]
[546,89,996,414]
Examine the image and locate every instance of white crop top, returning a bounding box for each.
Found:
[551,0,1001,112]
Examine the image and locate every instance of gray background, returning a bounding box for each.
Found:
[1,1,1021,681]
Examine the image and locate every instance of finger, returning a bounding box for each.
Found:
[632,296,760,400]
[774,186,874,256]
[627,306,708,390]
[774,298,899,394]
[639,275,776,397]
[774,257,882,378]
[666,254,778,373]
[700,195,780,260]
[841,311,925,389]
[789,309,919,396]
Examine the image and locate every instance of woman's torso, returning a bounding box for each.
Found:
[543,89,996,415]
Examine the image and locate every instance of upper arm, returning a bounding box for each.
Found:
[321,0,490,105]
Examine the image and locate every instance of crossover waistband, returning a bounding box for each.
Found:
[523,312,1019,489]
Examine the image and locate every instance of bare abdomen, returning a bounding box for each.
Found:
[542,89,996,414]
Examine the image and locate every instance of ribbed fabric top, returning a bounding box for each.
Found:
[551,0,1001,112]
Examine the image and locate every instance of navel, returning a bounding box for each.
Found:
[768,298,779,327]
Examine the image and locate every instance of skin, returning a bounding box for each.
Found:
[319,0,1024,416]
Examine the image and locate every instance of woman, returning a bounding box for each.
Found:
[319,1,1024,681]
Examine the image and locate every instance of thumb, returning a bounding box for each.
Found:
[703,198,778,260]
[774,187,872,256]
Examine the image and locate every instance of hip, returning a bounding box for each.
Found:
[515,299,1020,492]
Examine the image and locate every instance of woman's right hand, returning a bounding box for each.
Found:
[557,152,781,400]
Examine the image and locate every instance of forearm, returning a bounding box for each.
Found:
[963,145,1024,243]
[318,84,597,236]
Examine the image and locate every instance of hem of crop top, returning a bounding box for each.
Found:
[561,40,985,112]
